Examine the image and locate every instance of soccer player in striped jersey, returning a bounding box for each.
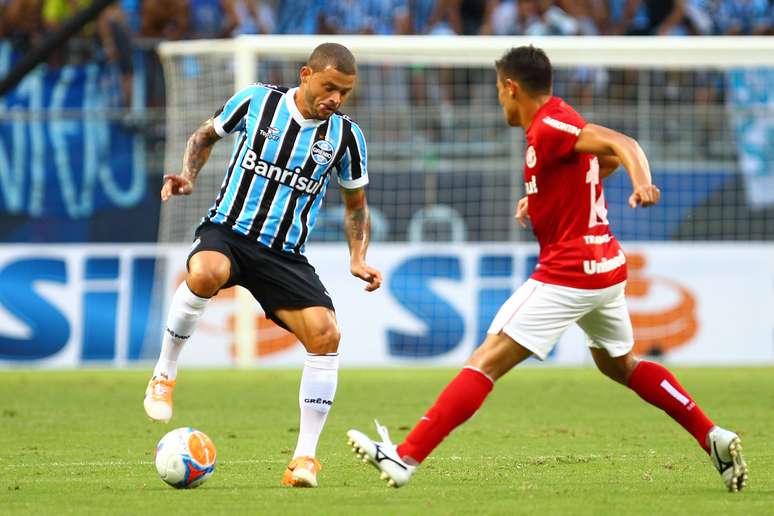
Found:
[143,43,381,488]
[347,46,747,492]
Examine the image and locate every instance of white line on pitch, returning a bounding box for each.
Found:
[5,459,282,468]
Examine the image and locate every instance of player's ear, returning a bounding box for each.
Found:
[506,78,519,98]
[300,66,312,84]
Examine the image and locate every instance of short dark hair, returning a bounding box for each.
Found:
[495,46,552,94]
[308,43,357,75]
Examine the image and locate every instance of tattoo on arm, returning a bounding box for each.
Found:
[347,206,369,243]
[343,189,371,260]
[181,119,220,185]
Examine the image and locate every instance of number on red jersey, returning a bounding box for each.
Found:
[585,157,609,228]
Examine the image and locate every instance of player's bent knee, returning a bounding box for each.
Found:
[597,366,626,385]
[304,324,340,355]
[187,260,230,297]
[617,354,640,384]
[465,333,532,381]
[595,352,638,385]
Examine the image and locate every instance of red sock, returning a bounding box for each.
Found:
[397,366,494,464]
[627,361,714,453]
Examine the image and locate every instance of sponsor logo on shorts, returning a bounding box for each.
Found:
[311,140,334,165]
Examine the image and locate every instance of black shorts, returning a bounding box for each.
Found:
[188,222,334,329]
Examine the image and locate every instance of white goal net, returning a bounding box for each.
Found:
[155,35,773,364]
[158,35,774,246]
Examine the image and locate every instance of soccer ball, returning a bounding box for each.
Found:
[154,427,217,488]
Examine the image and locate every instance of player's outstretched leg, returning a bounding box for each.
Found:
[347,333,530,488]
[144,281,210,423]
[276,307,340,488]
[627,360,748,492]
[593,350,747,491]
[347,366,493,488]
[282,352,338,487]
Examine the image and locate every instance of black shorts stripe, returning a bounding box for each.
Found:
[225,89,283,226]
[247,119,302,239]
[271,122,330,250]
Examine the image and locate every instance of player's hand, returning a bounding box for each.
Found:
[161,174,193,201]
[514,196,530,228]
[629,184,660,208]
[351,262,383,292]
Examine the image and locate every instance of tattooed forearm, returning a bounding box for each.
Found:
[342,188,371,261]
[181,119,220,184]
[346,206,370,246]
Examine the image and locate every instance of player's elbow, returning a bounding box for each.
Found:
[621,133,642,151]
[598,155,621,178]
[342,188,367,211]
[191,124,220,148]
[612,133,641,160]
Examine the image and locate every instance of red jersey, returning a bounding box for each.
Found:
[524,96,627,289]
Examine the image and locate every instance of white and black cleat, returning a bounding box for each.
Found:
[347,420,416,488]
[708,426,748,492]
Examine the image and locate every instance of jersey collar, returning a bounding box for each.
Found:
[526,96,560,134]
[286,87,325,128]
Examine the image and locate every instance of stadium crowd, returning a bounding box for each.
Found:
[1,1,769,103]
[0,0,771,43]
[0,2,770,241]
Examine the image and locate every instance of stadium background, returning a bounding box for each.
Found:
[0,0,772,370]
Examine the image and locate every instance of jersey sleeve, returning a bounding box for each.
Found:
[537,110,587,159]
[212,85,255,137]
[336,121,369,189]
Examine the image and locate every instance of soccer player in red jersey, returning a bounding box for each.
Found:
[347,46,747,492]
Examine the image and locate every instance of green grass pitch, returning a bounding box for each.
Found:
[1,367,771,515]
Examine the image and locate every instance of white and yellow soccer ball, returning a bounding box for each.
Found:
[154,427,217,488]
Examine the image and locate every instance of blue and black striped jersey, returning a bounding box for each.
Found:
[206,83,368,254]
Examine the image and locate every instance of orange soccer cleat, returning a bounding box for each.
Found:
[143,377,176,423]
[281,456,322,488]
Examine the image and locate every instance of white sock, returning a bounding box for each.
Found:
[292,353,339,459]
[152,282,209,381]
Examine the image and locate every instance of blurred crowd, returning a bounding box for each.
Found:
[0,0,770,109]
[0,0,771,44]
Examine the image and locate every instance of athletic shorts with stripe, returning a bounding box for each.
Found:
[487,278,633,360]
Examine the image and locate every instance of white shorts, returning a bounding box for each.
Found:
[487,279,633,360]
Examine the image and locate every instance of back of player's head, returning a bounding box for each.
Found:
[308,43,357,75]
[495,46,552,95]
